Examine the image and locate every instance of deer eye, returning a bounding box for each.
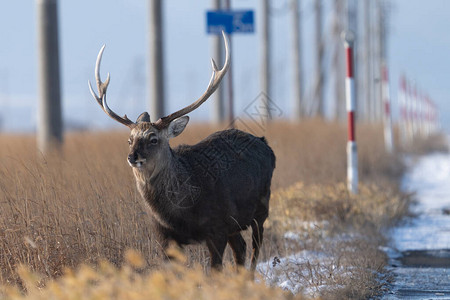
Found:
[150,137,158,145]
[128,138,132,146]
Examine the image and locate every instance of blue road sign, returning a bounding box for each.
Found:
[206,10,254,34]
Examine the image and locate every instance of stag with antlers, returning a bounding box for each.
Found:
[89,32,275,270]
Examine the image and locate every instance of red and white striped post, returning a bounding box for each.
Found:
[399,75,408,147]
[381,62,393,153]
[344,32,358,194]
[406,79,413,142]
[413,84,418,138]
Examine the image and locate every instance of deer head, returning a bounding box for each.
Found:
[88,32,230,173]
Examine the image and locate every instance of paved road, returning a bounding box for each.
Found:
[384,250,450,299]
[383,153,450,299]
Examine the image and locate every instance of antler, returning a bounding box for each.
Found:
[88,45,136,128]
[154,31,230,128]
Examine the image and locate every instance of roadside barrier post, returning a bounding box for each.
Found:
[343,32,358,194]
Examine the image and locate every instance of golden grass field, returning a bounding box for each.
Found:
[0,119,443,299]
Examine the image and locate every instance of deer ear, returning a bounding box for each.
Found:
[136,112,151,123]
[166,116,189,139]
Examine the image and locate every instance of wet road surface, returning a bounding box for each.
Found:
[383,153,450,299]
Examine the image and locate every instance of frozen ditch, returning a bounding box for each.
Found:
[383,150,450,299]
[256,147,450,298]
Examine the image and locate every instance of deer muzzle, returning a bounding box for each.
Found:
[127,153,146,168]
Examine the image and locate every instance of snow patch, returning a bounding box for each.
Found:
[257,250,332,296]
[391,151,450,252]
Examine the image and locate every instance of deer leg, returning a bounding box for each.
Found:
[228,233,247,267]
[152,222,174,261]
[250,201,269,271]
[250,192,270,271]
[250,220,264,271]
[206,235,227,270]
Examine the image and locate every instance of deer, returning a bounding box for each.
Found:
[88,32,275,271]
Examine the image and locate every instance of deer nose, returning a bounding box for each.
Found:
[128,153,138,164]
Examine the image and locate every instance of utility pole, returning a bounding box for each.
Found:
[363,0,371,122]
[381,62,393,152]
[379,0,387,85]
[37,0,63,153]
[377,0,386,122]
[291,0,303,120]
[331,0,345,121]
[211,0,225,124]
[313,0,324,117]
[149,0,164,121]
[373,0,382,122]
[261,0,271,121]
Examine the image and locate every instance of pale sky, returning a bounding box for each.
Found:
[0,0,449,132]
[388,0,450,132]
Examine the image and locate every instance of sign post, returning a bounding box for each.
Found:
[207,10,254,34]
[206,9,254,126]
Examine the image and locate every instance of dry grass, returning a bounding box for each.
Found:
[0,119,421,298]
[400,132,449,155]
[268,183,410,234]
[1,248,302,300]
[261,182,411,299]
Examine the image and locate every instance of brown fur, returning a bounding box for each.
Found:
[127,119,275,270]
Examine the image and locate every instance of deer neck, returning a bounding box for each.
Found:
[133,146,186,200]
[133,146,196,227]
